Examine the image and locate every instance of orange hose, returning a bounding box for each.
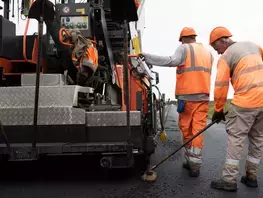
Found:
[23,0,35,62]
[59,28,74,47]
[59,28,97,48]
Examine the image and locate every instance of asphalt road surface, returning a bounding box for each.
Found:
[0,105,262,198]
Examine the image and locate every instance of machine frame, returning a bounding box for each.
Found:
[0,0,165,170]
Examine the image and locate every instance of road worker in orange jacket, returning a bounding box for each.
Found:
[139,27,214,177]
[209,26,263,192]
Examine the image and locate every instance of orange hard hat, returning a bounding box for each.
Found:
[179,27,197,41]
[209,26,232,45]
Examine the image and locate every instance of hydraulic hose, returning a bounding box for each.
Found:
[45,19,78,82]
[158,103,164,131]
[151,85,165,131]
[45,19,71,52]
[84,64,110,89]
[0,120,11,155]
[23,2,78,83]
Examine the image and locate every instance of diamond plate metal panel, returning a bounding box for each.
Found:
[86,111,141,126]
[0,86,77,108]
[0,107,86,126]
[21,74,66,86]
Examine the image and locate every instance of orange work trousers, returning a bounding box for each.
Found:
[178,101,209,166]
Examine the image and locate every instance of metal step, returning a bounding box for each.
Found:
[21,74,66,86]
[0,85,93,108]
[0,106,86,126]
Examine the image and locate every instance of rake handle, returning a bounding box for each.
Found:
[151,111,228,170]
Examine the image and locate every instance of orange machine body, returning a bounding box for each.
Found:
[115,64,150,114]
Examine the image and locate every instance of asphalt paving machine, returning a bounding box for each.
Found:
[0,0,165,169]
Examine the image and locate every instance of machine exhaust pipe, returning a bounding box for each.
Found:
[100,155,135,169]
[100,156,112,168]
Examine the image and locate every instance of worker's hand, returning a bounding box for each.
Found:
[138,52,145,58]
[212,110,226,123]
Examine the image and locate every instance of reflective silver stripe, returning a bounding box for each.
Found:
[187,156,202,164]
[215,81,229,87]
[247,155,261,164]
[225,159,239,165]
[176,93,210,101]
[232,64,263,82]
[82,57,97,73]
[83,57,93,64]
[177,44,211,74]
[235,81,263,94]
[81,45,98,70]
[210,53,213,66]
[189,44,195,67]
[188,147,202,155]
[177,66,211,74]
[220,42,262,76]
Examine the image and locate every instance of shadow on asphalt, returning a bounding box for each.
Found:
[0,155,144,182]
[0,106,181,184]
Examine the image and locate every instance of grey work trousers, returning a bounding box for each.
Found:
[222,104,263,183]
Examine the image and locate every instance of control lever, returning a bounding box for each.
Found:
[138,54,153,69]
[138,53,144,59]
[136,56,154,79]
[127,54,154,79]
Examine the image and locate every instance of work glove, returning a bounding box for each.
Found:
[212,110,226,123]
[138,53,145,58]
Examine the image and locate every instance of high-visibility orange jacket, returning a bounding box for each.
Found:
[214,41,263,112]
[175,43,213,96]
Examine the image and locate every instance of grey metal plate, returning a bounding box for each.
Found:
[0,142,129,156]
[0,86,76,108]
[0,107,86,126]
[86,111,141,126]
[21,74,66,86]
[0,85,93,108]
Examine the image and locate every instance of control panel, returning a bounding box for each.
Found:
[61,16,89,31]
[55,3,92,38]
[45,3,93,56]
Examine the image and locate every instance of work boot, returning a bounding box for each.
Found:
[210,179,237,192]
[242,160,259,187]
[182,162,200,177]
[241,176,258,187]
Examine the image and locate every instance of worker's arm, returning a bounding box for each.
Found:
[142,44,186,67]
[257,45,263,59]
[214,57,230,112]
